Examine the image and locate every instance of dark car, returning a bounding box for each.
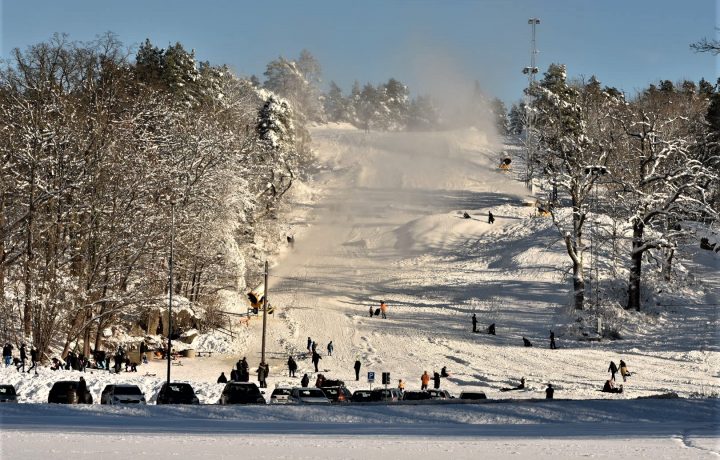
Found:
[156,382,199,405]
[459,391,487,400]
[0,385,17,403]
[219,382,265,405]
[402,390,431,401]
[321,386,352,403]
[351,390,373,403]
[48,381,93,404]
[370,388,402,402]
[101,384,146,405]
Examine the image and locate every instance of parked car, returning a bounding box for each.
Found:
[402,390,431,401]
[219,382,265,405]
[321,386,352,403]
[426,389,453,399]
[0,384,17,403]
[351,390,373,403]
[459,391,487,400]
[288,387,330,404]
[370,388,403,402]
[269,386,293,404]
[48,381,93,404]
[156,382,199,405]
[100,384,146,405]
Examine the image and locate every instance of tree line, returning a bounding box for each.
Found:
[0,34,311,359]
[526,64,719,312]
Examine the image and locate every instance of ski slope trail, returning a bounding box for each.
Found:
[250,125,719,400]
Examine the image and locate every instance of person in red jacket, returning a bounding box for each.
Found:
[421,371,430,390]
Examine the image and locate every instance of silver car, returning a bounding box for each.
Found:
[288,387,330,404]
[101,384,147,405]
[270,387,293,404]
[0,385,17,403]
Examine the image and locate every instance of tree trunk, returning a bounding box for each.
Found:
[626,221,644,311]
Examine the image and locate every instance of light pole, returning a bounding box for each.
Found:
[260,260,269,366]
[523,18,540,186]
[166,200,176,387]
[584,166,608,308]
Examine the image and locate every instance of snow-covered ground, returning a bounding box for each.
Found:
[1,124,718,458]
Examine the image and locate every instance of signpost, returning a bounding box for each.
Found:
[368,371,375,390]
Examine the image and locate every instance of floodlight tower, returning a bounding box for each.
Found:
[522,18,540,186]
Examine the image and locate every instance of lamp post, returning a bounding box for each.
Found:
[523,18,540,186]
[584,166,608,308]
[261,261,269,366]
[166,200,176,387]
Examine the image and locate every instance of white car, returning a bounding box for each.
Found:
[269,386,293,404]
[101,384,147,405]
[288,387,330,404]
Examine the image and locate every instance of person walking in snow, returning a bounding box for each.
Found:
[217,372,228,384]
[549,330,557,349]
[17,344,27,372]
[311,351,322,372]
[380,301,388,319]
[327,341,334,356]
[301,373,310,387]
[619,360,630,382]
[545,383,554,399]
[433,372,441,389]
[488,211,495,224]
[421,371,430,390]
[354,359,361,381]
[27,346,38,374]
[472,313,478,333]
[288,355,297,377]
[3,343,13,367]
[311,341,317,353]
[608,360,618,382]
[307,337,312,352]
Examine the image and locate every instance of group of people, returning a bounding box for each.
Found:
[369,301,389,319]
[419,367,452,390]
[3,342,39,374]
[603,360,631,394]
[470,316,561,350]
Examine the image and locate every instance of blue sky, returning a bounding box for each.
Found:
[1,0,716,104]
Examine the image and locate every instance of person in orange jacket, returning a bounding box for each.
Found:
[380,301,388,319]
[421,371,430,390]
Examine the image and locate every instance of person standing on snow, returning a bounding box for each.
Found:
[77,376,88,403]
[257,363,267,388]
[307,337,312,352]
[380,301,388,319]
[311,351,322,372]
[608,361,618,382]
[3,343,13,367]
[488,211,495,224]
[545,383,554,399]
[217,372,228,383]
[619,360,630,382]
[398,379,405,393]
[288,355,297,377]
[327,341,334,356]
[354,359,361,381]
[27,346,39,374]
[301,373,310,387]
[369,306,374,318]
[549,330,557,349]
[472,313,478,333]
[433,372,441,389]
[17,344,27,372]
[421,371,430,390]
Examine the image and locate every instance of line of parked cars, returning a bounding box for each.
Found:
[0,381,486,405]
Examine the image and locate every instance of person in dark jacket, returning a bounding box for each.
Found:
[472,314,477,333]
[307,337,312,352]
[602,379,623,394]
[288,355,297,377]
[549,330,557,349]
[488,211,495,224]
[354,359,361,381]
[608,361,618,381]
[433,372,441,389]
[77,377,88,403]
[311,351,321,372]
[27,346,39,374]
[17,344,27,372]
[230,369,239,381]
[488,323,496,335]
[441,366,450,378]
[238,357,249,382]
[545,383,554,399]
[217,372,228,383]
[327,341,334,356]
[369,306,374,318]
[301,373,310,387]
[523,337,533,347]
[257,363,267,388]
[3,343,13,367]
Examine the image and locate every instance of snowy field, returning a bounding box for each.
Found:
[1,125,718,458]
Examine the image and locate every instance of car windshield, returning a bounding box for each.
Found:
[225,385,259,395]
[114,386,142,395]
[0,386,16,395]
[272,389,291,396]
[166,384,194,395]
[297,389,324,397]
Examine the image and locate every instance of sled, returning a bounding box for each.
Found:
[374,308,380,316]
